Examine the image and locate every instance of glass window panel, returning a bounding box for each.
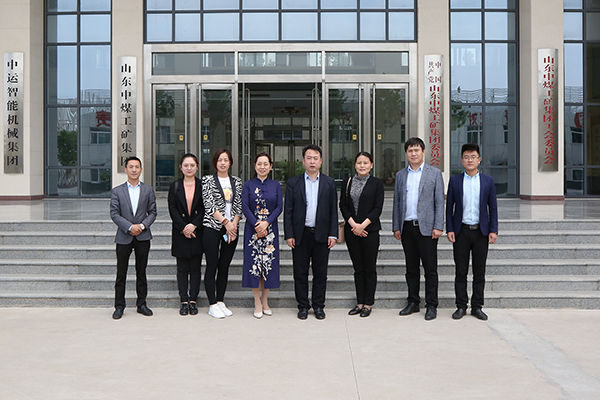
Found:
[484,0,515,9]
[451,43,482,103]
[80,15,111,42]
[587,169,600,195]
[47,107,78,167]
[564,43,583,103]
[322,0,357,9]
[46,46,78,104]
[389,0,415,9]
[200,89,232,176]
[80,0,111,11]
[282,0,317,9]
[326,52,408,74]
[80,45,111,104]
[282,12,318,40]
[588,107,600,166]
[239,52,321,74]
[152,53,235,74]
[482,167,516,195]
[586,0,600,9]
[175,13,201,41]
[389,12,415,40]
[204,0,239,10]
[175,0,200,10]
[564,12,583,40]
[451,12,482,40]
[450,105,482,169]
[81,169,111,196]
[146,0,172,11]
[565,168,584,195]
[242,0,278,9]
[329,88,361,185]
[586,44,600,102]
[47,0,77,12]
[204,13,239,41]
[450,0,482,8]
[482,106,517,167]
[242,13,278,41]
[586,13,600,40]
[564,0,583,8]
[47,15,77,43]
[565,105,584,166]
[321,13,357,41]
[81,107,111,167]
[485,12,515,40]
[360,12,386,40]
[147,14,173,41]
[361,0,385,9]
[485,43,516,103]
[46,169,79,196]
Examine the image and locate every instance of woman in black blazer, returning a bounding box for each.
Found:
[339,152,385,317]
[168,153,204,316]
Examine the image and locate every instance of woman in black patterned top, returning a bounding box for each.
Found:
[202,148,243,319]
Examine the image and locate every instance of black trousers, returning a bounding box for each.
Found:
[177,254,202,303]
[292,228,330,309]
[453,225,489,309]
[345,227,379,306]
[115,238,151,309]
[203,227,238,305]
[400,221,439,308]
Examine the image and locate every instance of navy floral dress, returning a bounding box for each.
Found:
[241,177,283,288]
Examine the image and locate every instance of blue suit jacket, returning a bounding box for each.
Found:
[446,172,498,236]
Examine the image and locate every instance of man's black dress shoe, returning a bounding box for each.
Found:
[297,308,309,320]
[112,308,124,320]
[189,302,198,315]
[360,307,372,318]
[424,306,437,321]
[452,308,467,320]
[137,305,153,316]
[179,302,189,316]
[471,308,488,321]
[399,302,420,316]
[348,305,362,315]
[314,307,326,320]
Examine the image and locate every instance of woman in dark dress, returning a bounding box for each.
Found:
[340,151,385,317]
[168,153,204,316]
[241,153,283,318]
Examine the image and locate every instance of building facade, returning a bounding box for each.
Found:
[0,0,597,199]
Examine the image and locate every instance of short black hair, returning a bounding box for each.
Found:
[302,144,322,158]
[404,137,425,152]
[354,151,373,163]
[254,152,273,165]
[179,153,198,166]
[461,143,480,157]
[212,148,233,170]
[125,156,142,168]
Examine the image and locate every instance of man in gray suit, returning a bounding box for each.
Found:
[110,156,157,319]
[392,137,444,320]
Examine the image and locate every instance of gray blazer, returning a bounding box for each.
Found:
[110,181,157,245]
[392,163,444,236]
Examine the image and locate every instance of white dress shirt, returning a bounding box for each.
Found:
[462,172,480,225]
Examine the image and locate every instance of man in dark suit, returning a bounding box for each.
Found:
[392,137,445,321]
[446,143,498,321]
[284,144,338,320]
[110,156,157,319]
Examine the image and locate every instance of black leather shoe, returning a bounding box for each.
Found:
[424,306,437,321]
[348,305,362,315]
[471,308,488,321]
[297,308,309,320]
[399,302,420,316]
[452,308,467,320]
[179,302,189,316]
[360,307,372,318]
[112,308,124,320]
[137,305,153,316]
[314,307,326,320]
[189,302,198,315]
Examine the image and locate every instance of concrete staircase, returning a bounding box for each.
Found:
[0,219,599,308]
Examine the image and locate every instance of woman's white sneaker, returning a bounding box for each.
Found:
[208,304,225,319]
[217,301,233,316]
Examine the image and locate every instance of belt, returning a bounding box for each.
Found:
[405,220,419,226]
[304,226,315,233]
[462,223,479,230]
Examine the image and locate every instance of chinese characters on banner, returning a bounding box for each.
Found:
[424,55,444,171]
[538,49,558,172]
[117,57,137,172]
[4,53,23,173]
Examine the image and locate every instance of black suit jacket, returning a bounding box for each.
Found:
[168,178,204,258]
[284,173,338,245]
[339,176,385,232]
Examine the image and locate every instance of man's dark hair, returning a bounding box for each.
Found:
[404,137,425,152]
[125,156,142,168]
[302,144,322,158]
[461,143,480,157]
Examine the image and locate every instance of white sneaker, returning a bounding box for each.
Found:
[217,301,233,317]
[208,304,225,319]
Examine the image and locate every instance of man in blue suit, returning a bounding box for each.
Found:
[446,143,498,321]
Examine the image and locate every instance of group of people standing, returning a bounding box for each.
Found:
[109,137,498,322]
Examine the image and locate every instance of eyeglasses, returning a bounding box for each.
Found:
[462,155,480,160]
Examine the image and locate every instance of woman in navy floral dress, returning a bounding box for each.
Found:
[241,153,283,318]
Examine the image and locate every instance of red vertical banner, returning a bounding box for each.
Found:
[424,55,444,171]
[538,49,558,172]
